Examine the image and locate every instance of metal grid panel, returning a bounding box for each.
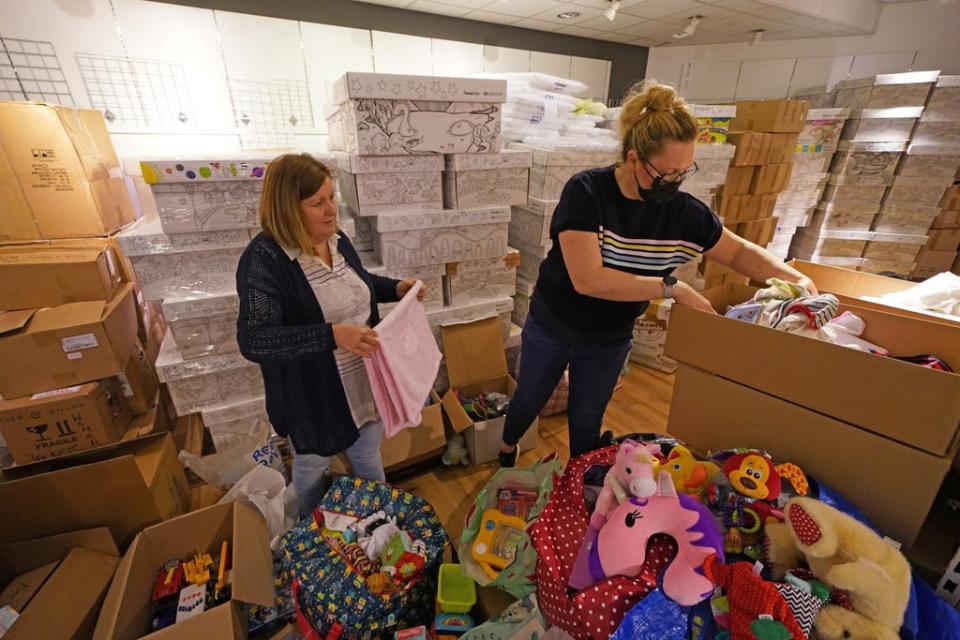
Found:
[229,77,314,149]
[0,36,73,104]
[76,52,192,127]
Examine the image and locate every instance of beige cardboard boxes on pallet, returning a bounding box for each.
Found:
[833,71,939,112]
[335,153,443,216]
[327,72,507,156]
[443,150,532,209]
[139,157,271,233]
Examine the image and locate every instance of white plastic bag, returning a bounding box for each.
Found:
[217,465,297,541]
[178,418,283,487]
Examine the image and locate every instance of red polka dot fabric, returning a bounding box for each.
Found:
[788,502,822,547]
[529,446,679,639]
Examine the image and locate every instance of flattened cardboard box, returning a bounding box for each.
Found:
[0,379,132,466]
[665,283,960,456]
[0,433,189,547]
[93,501,274,640]
[0,246,122,311]
[730,99,809,133]
[667,364,951,547]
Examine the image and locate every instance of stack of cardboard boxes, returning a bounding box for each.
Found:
[328,71,532,465]
[791,71,942,277]
[701,99,810,289]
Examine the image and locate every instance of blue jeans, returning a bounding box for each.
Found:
[502,314,632,458]
[292,420,386,516]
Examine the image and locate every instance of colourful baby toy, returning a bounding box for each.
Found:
[653,444,721,500]
[471,509,527,580]
[590,440,661,529]
[591,471,724,606]
[708,450,785,546]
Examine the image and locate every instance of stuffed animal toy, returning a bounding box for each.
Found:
[764,497,911,640]
[708,450,785,554]
[590,440,661,529]
[653,444,721,500]
[590,471,724,606]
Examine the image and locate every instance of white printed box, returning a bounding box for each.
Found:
[513,143,618,200]
[378,263,444,310]
[513,277,534,327]
[885,176,954,206]
[443,151,532,209]
[155,330,264,416]
[509,205,553,247]
[150,181,261,234]
[201,396,269,452]
[791,85,835,109]
[339,205,373,251]
[862,232,927,262]
[511,237,551,282]
[797,108,851,152]
[873,205,940,235]
[791,151,836,176]
[692,143,736,160]
[790,228,869,259]
[425,298,514,345]
[447,248,519,304]
[830,141,905,178]
[911,120,960,148]
[858,258,916,278]
[372,207,511,269]
[921,76,960,122]
[839,108,923,143]
[117,216,251,301]
[161,290,240,360]
[833,71,938,112]
[335,154,443,216]
[140,157,272,183]
[820,180,888,207]
[898,145,960,178]
[773,207,816,228]
[809,205,877,232]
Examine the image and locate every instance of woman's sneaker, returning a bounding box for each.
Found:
[498,445,520,468]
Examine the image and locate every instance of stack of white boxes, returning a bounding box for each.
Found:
[767,108,850,259]
[327,72,522,395]
[791,71,941,277]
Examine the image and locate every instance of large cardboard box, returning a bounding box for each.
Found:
[0,379,132,465]
[446,248,520,305]
[443,150,532,210]
[715,192,777,224]
[0,283,138,399]
[750,163,792,194]
[93,502,274,640]
[0,528,120,640]
[726,132,774,166]
[120,340,159,415]
[667,364,952,547]
[336,153,443,216]
[440,316,538,464]
[730,99,810,133]
[0,247,123,311]
[0,434,189,547]
[734,216,778,247]
[0,102,134,242]
[927,228,960,252]
[665,284,960,457]
[913,250,958,279]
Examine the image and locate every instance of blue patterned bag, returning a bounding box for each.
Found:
[280,477,449,639]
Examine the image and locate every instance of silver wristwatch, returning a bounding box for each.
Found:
[662,275,678,299]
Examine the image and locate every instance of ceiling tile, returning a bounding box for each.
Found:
[486,0,569,17]
[811,21,853,34]
[614,19,679,37]
[512,17,566,31]
[707,0,769,12]
[406,0,472,16]
[662,3,734,23]
[554,24,607,37]
[353,0,416,6]
[706,13,779,32]
[620,0,706,19]
[413,0,489,7]
[531,3,603,25]
[747,7,797,20]
[463,8,523,23]
[577,13,649,30]
[593,30,642,42]
[780,14,828,28]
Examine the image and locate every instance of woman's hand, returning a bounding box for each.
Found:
[396,279,426,301]
[797,276,819,297]
[333,324,379,358]
[673,281,717,314]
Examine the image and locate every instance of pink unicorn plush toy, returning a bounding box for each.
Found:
[590,440,661,530]
[591,470,724,606]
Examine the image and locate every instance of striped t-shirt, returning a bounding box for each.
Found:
[533,165,723,339]
[297,237,379,427]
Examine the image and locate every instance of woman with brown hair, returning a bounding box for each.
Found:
[236,153,424,514]
[498,81,817,466]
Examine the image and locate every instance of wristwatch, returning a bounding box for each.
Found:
[662,275,678,300]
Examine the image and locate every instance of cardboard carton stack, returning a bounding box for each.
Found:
[792,71,940,277]
[702,99,810,288]
[766,108,851,259]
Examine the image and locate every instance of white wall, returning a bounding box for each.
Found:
[646,1,960,102]
[0,0,611,161]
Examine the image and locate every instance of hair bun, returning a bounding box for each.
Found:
[616,79,698,161]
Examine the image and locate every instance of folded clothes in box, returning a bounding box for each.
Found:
[335,153,443,216]
[161,291,240,360]
[443,150,532,209]
[833,71,938,112]
[840,108,923,143]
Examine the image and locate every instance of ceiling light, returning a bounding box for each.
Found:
[557,11,581,19]
[672,15,702,39]
[603,0,621,22]
[749,28,765,45]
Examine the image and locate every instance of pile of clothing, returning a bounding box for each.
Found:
[875,271,960,318]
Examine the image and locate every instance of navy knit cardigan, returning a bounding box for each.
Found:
[236,232,401,456]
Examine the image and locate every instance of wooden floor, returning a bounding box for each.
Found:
[397,366,675,542]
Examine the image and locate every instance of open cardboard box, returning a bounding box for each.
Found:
[788,259,959,326]
[0,246,123,311]
[0,528,120,640]
[0,433,189,548]
[93,501,274,640]
[440,316,538,464]
[665,283,960,457]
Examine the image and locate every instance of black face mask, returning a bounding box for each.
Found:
[634,160,682,204]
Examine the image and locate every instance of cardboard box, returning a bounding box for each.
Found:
[734,216,778,247]
[898,145,960,179]
[768,133,801,164]
[0,434,189,547]
[0,379,132,465]
[913,250,958,279]
[161,292,240,361]
[796,108,850,151]
[139,158,272,184]
[446,248,519,305]
[830,141,905,178]
[0,247,123,312]
[443,150,532,210]
[630,299,676,373]
[514,144,618,200]
[809,205,876,232]
[440,316,538,464]
[0,529,120,640]
[730,99,810,133]
[791,151,835,176]
[0,283,138,399]
[508,205,552,247]
[120,341,159,415]
[821,180,887,206]
[93,502,274,640]
[750,163,792,194]
[149,182,261,234]
[332,72,507,105]
[0,102,134,242]
[716,193,777,224]
[693,105,736,144]
[667,364,952,547]
[200,397,267,453]
[942,185,960,212]
[723,166,754,196]
[873,208,940,235]
[726,132,774,166]
[933,211,960,229]
[666,283,960,457]
[840,109,923,143]
[886,175,955,207]
[912,120,960,148]
[335,153,443,216]
[928,228,960,252]
[923,75,960,121]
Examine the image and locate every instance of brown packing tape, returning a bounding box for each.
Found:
[503,251,521,269]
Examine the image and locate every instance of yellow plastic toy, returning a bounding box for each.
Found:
[653,444,721,500]
[471,509,527,580]
[183,552,213,585]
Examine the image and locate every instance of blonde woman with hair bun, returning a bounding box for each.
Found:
[497,81,816,466]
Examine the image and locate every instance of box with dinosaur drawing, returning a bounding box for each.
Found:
[327,72,507,156]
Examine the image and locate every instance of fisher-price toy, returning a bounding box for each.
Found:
[708,450,785,555]
[471,509,526,580]
[653,444,721,500]
[590,440,661,529]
